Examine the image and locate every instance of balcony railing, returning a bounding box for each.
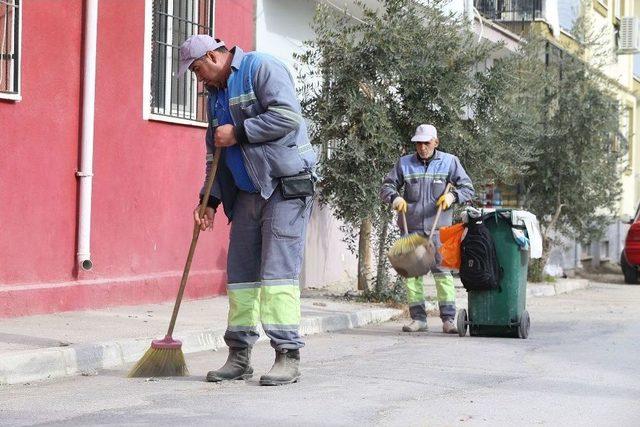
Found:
[474,0,545,22]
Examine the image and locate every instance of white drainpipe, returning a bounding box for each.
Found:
[76,0,99,271]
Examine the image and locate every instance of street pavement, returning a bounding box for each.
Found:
[1,282,638,426]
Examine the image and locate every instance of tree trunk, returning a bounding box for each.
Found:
[358,218,373,291]
[375,218,389,294]
[530,197,564,282]
[539,242,552,276]
[529,239,552,282]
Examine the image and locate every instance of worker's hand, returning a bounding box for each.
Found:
[214,124,237,147]
[392,196,408,213]
[194,206,215,231]
[437,193,456,210]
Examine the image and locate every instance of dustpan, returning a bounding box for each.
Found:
[387,184,452,278]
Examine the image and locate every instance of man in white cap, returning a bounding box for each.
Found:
[380,124,474,333]
[178,35,316,385]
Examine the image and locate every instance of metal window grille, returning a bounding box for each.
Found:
[0,0,20,94]
[474,0,544,21]
[151,0,213,122]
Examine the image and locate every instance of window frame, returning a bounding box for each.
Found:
[622,103,634,174]
[142,0,215,128]
[0,0,22,102]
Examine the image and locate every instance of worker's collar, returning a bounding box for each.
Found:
[416,150,441,165]
[230,46,244,71]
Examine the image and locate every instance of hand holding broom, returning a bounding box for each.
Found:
[128,147,222,378]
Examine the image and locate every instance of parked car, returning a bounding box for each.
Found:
[621,203,640,284]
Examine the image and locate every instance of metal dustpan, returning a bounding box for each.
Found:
[387,184,451,278]
[387,212,437,278]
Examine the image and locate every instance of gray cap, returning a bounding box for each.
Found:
[178,35,226,76]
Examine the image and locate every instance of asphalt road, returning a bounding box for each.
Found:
[1,282,639,426]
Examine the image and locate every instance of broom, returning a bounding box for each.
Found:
[389,211,429,256]
[128,147,222,378]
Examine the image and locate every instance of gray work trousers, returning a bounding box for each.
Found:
[223,189,312,351]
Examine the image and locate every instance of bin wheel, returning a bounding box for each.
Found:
[518,310,530,339]
[457,309,467,337]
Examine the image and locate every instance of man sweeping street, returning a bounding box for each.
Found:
[380,124,474,334]
[178,35,316,385]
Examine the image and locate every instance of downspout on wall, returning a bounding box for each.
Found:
[76,0,98,271]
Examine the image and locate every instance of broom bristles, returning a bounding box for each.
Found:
[388,233,429,256]
[128,346,188,378]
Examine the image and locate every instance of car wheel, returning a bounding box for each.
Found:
[620,251,639,284]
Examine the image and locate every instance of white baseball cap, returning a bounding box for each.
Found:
[411,124,438,142]
[178,35,226,76]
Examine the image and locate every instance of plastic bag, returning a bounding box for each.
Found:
[439,223,465,269]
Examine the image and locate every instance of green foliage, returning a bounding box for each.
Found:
[528,258,545,283]
[471,39,548,183]
[522,15,624,258]
[360,275,407,305]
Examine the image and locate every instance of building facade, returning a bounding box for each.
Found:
[0,0,255,317]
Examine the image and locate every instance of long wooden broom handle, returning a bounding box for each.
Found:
[400,211,409,236]
[166,147,222,337]
[428,183,453,242]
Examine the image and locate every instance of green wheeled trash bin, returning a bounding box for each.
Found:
[457,209,531,339]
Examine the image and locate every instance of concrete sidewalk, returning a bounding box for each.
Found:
[0,278,590,386]
[0,296,401,385]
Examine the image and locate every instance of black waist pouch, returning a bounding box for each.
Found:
[280,172,315,199]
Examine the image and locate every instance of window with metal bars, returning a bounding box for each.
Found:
[0,0,20,96]
[150,0,214,122]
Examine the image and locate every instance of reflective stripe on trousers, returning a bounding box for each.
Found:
[405,266,456,321]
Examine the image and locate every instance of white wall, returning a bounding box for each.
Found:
[255,0,316,79]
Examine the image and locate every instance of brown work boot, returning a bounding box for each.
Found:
[442,318,458,334]
[259,349,301,386]
[206,347,253,382]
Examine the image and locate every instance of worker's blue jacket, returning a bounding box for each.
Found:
[201,47,317,220]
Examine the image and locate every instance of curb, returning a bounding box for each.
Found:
[0,307,401,386]
[527,278,590,298]
[527,284,556,298]
[552,279,591,295]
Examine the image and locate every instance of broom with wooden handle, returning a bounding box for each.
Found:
[128,147,222,378]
